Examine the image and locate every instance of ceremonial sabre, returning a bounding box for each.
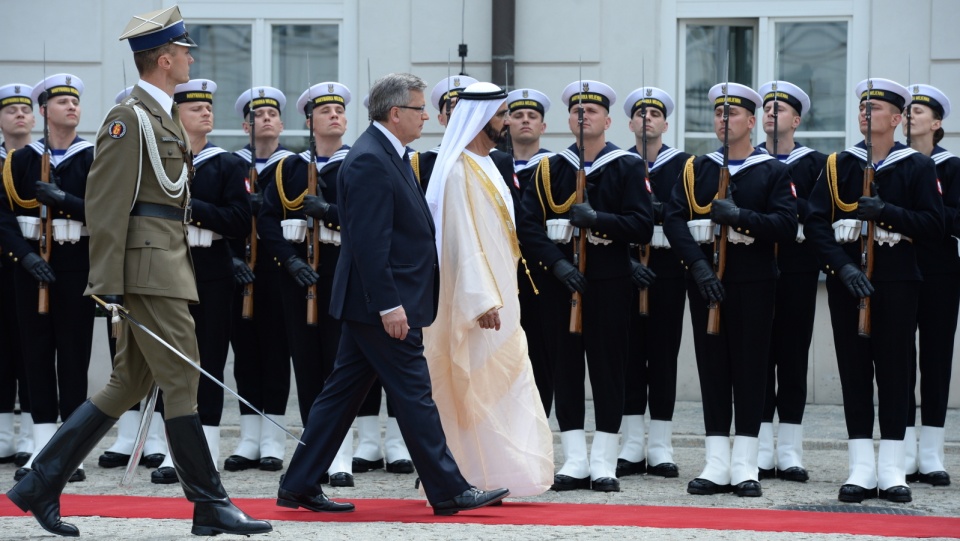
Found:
[120,382,159,486]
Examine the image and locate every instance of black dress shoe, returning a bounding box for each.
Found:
[151,466,179,484]
[551,474,591,491]
[352,457,384,473]
[276,487,355,513]
[141,453,165,469]
[591,477,620,492]
[14,452,30,467]
[687,477,732,495]
[14,467,29,482]
[386,459,414,474]
[647,462,679,478]
[223,454,259,472]
[320,472,329,485]
[838,484,878,503]
[776,466,809,482]
[0,453,15,464]
[906,471,920,483]
[98,451,131,468]
[758,467,776,480]
[68,469,85,483]
[916,471,950,486]
[734,480,762,497]
[433,486,509,516]
[259,457,283,471]
[879,485,912,503]
[615,458,646,477]
[329,472,355,487]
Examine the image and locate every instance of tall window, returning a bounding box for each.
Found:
[190,22,340,153]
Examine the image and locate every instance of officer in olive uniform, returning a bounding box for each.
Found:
[0,74,95,483]
[6,7,271,537]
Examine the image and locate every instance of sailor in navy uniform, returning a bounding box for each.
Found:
[0,74,96,483]
[225,86,295,473]
[0,82,35,468]
[149,79,252,484]
[901,84,957,487]
[619,86,691,479]
[506,88,555,415]
[754,80,826,483]
[518,80,652,493]
[805,78,943,503]
[663,82,796,498]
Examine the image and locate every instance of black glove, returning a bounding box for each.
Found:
[651,198,664,223]
[838,263,874,299]
[21,252,55,283]
[569,201,598,228]
[302,193,331,220]
[551,258,587,294]
[630,259,657,289]
[34,181,66,207]
[689,259,724,302]
[99,294,123,306]
[283,255,319,288]
[232,257,255,285]
[249,192,263,215]
[857,183,885,221]
[710,187,739,225]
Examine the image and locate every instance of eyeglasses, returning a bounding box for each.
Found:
[396,104,427,113]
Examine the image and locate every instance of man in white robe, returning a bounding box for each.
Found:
[424,82,553,497]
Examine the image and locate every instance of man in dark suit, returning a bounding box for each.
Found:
[277,72,509,516]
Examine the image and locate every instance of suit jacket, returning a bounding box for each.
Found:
[84,85,198,302]
[329,124,439,328]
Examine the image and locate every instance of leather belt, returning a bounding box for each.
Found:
[130,203,192,224]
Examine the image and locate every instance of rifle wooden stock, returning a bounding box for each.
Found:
[38,152,52,315]
[706,167,729,336]
[638,244,650,316]
[305,161,320,327]
[241,166,258,320]
[569,168,587,334]
[857,167,875,338]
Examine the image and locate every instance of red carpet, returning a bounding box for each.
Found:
[3,495,959,538]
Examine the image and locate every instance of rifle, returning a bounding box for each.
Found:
[458,0,468,76]
[706,54,731,336]
[905,56,912,148]
[569,72,587,334]
[241,87,257,319]
[638,57,651,316]
[857,79,876,338]
[37,54,52,315]
[772,81,779,157]
[305,97,320,326]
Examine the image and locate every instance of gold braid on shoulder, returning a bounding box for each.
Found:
[682,155,708,219]
[411,152,421,185]
[540,156,576,215]
[2,149,38,210]
[827,152,857,223]
[275,156,306,218]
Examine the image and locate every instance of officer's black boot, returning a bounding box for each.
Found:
[165,414,273,536]
[6,400,117,537]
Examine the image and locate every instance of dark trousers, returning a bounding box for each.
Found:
[280,273,339,425]
[763,271,818,424]
[519,268,552,416]
[0,262,29,414]
[281,321,470,504]
[908,272,960,427]
[625,275,686,421]
[688,279,775,437]
[358,382,396,417]
[190,276,233,426]
[541,275,631,434]
[230,267,290,416]
[14,267,93,424]
[826,278,917,440]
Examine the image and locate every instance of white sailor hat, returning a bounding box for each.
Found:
[362,94,369,109]
[0,84,34,110]
[507,88,551,116]
[431,75,478,111]
[623,87,674,119]
[31,74,83,105]
[758,80,811,116]
[909,83,951,120]
[119,5,197,52]
[235,87,286,119]
[562,80,616,111]
[856,78,911,111]
[114,86,135,104]
[296,82,351,116]
[708,82,761,112]
[175,79,217,104]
